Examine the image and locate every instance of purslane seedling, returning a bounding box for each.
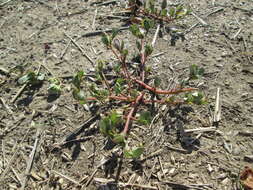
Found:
[72,1,206,159]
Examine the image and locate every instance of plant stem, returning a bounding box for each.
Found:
[86,95,133,102]
[134,78,197,94]
[143,99,185,105]
[140,39,146,81]
[138,9,174,23]
[123,92,144,134]
[110,46,130,79]
[100,72,111,94]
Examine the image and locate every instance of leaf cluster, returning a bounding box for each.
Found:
[18,72,45,86]
[99,111,125,146]
[72,71,86,104]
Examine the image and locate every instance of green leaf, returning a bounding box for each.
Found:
[18,72,44,85]
[48,78,61,95]
[142,18,154,32]
[48,83,61,95]
[121,49,128,57]
[109,111,122,127]
[120,40,125,52]
[165,96,176,103]
[112,133,125,146]
[149,0,155,13]
[130,24,139,36]
[161,9,167,17]
[130,24,144,39]
[185,91,207,105]
[18,73,33,84]
[113,63,121,73]
[189,64,204,80]
[111,28,119,40]
[175,5,189,18]
[161,0,167,9]
[144,44,153,56]
[73,71,84,88]
[114,78,124,95]
[48,77,61,95]
[101,33,110,46]
[72,88,86,104]
[99,112,122,138]
[96,61,104,73]
[48,77,60,85]
[99,117,111,136]
[169,7,175,17]
[124,147,144,159]
[154,76,161,87]
[138,111,152,125]
[136,40,141,51]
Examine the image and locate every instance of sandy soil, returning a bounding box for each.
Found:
[0,0,253,189]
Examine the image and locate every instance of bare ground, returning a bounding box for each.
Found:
[0,0,253,190]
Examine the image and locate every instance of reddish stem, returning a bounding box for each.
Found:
[143,99,185,105]
[86,95,133,102]
[110,46,130,79]
[134,78,197,94]
[123,92,144,134]
[140,39,146,81]
[138,9,174,23]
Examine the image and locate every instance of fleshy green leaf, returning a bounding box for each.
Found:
[101,33,110,46]
[138,111,152,125]
[185,91,207,105]
[161,9,167,17]
[122,49,128,57]
[18,73,33,84]
[130,24,144,39]
[124,147,144,159]
[48,83,61,95]
[48,77,61,95]
[99,112,122,138]
[142,18,154,33]
[169,7,175,17]
[111,28,119,40]
[113,63,121,73]
[154,76,161,87]
[136,40,141,51]
[112,133,125,146]
[114,78,124,95]
[18,72,44,85]
[73,71,84,88]
[189,64,204,80]
[149,0,155,13]
[72,88,86,104]
[161,0,167,9]
[99,117,112,136]
[120,40,125,52]
[144,44,153,56]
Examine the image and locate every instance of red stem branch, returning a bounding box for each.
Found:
[110,46,130,79]
[123,92,144,134]
[140,39,146,81]
[134,78,197,94]
[86,95,133,102]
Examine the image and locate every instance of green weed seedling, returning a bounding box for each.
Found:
[18,71,45,86]
[48,77,61,96]
[72,0,206,159]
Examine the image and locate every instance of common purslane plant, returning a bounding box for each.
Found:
[72,1,206,158]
